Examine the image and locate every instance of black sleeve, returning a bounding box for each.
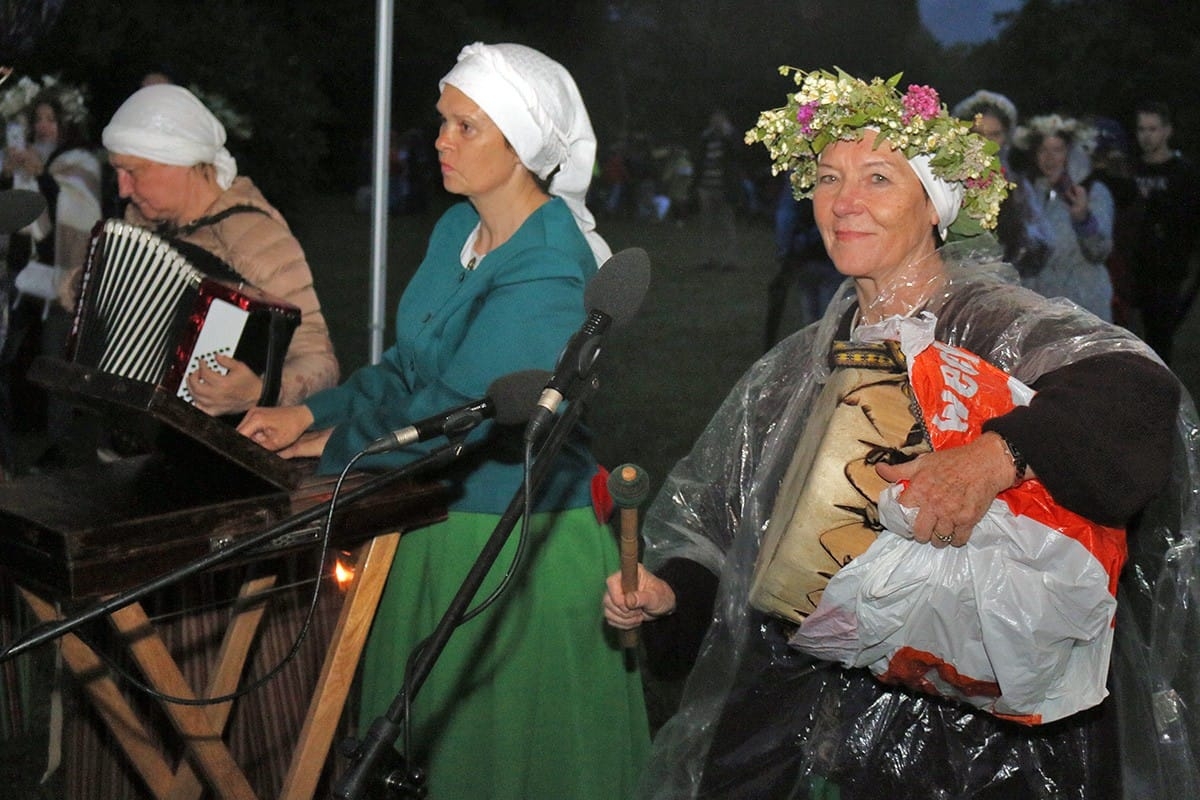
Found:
[982,351,1181,526]
[641,558,719,681]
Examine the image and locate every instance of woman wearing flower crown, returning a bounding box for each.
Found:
[603,68,1195,798]
[0,81,103,471]
[1012,114,1116,322]
[1,86,101,282]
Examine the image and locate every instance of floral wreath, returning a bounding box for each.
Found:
[745,67,1011,237]
[0,73,89,127]
[1011,113,1097,154]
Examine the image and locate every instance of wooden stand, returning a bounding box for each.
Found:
[16,532,402,800]
[0,360,446,797]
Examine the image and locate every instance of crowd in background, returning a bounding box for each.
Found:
[2,70,1198,484]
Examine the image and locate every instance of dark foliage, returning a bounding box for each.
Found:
[1,0,1195,203]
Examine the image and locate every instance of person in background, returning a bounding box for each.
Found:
[604,67,1188,798]
[0,188,46,478]
[238,42,649,800]
[1128,101,1200,361]
[695,109,741,270]
[953,89,1052,278]
[0,83,102,470]
[763,177,838,351]
[1084,115,1140,328]
[2,88,101,282]
[953,89,1017,168]
[1011,113,1115,321]
[661,143,694,224]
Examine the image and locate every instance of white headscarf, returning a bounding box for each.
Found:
[439,42,611,266]
[102,85,238,190]
[906,153,964,240]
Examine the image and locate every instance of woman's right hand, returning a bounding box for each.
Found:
[603,564,677,630]
[237,404,316,454]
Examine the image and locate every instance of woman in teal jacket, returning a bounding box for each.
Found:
[240,42,649,800]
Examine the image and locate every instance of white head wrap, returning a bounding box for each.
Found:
[906,153,964,240]
[102,85,238,190]
[439,42,611,265]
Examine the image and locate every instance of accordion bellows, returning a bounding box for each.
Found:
[69,219,301,407]
[751,353,930,623]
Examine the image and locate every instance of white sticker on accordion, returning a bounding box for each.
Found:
[177,298,250,403]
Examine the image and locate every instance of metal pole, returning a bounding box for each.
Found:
[368,0,394,363]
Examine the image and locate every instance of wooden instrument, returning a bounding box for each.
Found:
[0,359,448,799]
[750,342,931,624]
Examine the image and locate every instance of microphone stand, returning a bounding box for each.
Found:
[335,372,599,800]
[0,442,467,663]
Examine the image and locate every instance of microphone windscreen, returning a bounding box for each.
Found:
[585,247,650,328]
[0,189,46,234]
[489,369,552,425]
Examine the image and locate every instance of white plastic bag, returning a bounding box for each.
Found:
[791,483,1117,724]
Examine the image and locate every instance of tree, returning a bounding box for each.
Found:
[972,0,1198,155]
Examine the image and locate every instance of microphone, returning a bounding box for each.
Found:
[524,248,651,444]
[363,369,550,455]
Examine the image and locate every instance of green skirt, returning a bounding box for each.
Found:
[359,507,650,799]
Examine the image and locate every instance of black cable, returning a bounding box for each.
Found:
[67,452,365,707]
[395,436,538,767]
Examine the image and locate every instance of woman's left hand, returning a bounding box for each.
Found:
[187,354,263,416]
[874,431,1017,548]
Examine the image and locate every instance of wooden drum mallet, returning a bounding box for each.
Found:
[607,463,650,649]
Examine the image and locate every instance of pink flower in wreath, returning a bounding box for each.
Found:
[796,100,820,134]
[902,84,940,123]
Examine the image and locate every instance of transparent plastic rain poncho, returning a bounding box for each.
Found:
[637,239,1200,799]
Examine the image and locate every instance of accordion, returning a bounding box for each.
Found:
[68,219,301,407]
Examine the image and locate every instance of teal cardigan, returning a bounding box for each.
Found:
[305,197,598,514]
